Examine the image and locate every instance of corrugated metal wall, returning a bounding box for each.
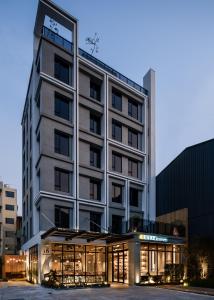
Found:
[156,139,214,238]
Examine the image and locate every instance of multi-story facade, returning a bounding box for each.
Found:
[0,182,17,255]
[21,0,184,286]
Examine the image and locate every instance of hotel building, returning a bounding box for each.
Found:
[21,0,185,286]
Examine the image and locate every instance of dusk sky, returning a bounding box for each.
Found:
[1,0,214,213]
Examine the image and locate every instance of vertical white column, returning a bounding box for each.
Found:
[143,69,156,221]
[73,20,79,229]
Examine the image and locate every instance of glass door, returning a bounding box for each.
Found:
[113,252,118,282]
[113,250,127,283]
[118,252,124,282]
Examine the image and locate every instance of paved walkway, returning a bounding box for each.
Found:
[159,285,214,297]
[0,281,214,300]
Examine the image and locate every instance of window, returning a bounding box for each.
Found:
[5,191,15,198]
[26,195,29,216]
[128,129,138,148]
[23,126,25,146]
[30,187,33,211]
[30,217,33,238]
[55,206,70,228]
[30,157,32,180]
[5,231,15,238]
[112,183,123,203]
[128,99,140,120]
[90,179,101,201]
[54,55,71,84]
[23,202,26,219]
[112,215,123,234]
[112,120,122,142]
[128,159,138,178]
[90,113,101,135]
[6,218,14,225]
[55,93,70,120]
[26,221,28,240]
[26,114,28,133]
[23,226,26,243]
[55,168,70,193]
[37,170,40,191]
[130,188,140,207]
[90,81,101,101]
[36,59,40,74]
[23,177,25,195]
[30,127,32,151]
[5,204,15,211]
[23,152,25,170]
[55,130,70,156]
[112,152,122,173]
[29,97,32,120]
[90,212,101,232]
[37,132,40,154]
[112,88,122,111]
[26,141,29,161]
[26,167,28,189]
[90,146,101,168]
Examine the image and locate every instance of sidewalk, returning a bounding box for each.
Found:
[0,280,33,288]
[158,285,214,297]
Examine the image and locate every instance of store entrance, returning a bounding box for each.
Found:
[113,251,124,282]
[112,249,128,283]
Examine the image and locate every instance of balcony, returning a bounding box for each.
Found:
[42,26,148,95]
[127,218,186,237]
[108,218,186,238]
[79,49,148,95]
[42,26,73,53]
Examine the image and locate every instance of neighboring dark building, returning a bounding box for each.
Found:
[156,138,214,240]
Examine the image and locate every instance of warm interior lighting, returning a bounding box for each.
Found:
[135,273,140,283]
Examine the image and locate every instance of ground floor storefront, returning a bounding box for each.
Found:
[2,255,26,279]
[23,228,185,287]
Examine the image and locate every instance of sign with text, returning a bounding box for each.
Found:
[139,234,168,243]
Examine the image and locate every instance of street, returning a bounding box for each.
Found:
[0,282,213,300]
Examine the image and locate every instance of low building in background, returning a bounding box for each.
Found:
[156,139,214,279]
[0,181,18,256]
[0,182,25,279]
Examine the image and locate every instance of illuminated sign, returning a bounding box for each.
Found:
[139,234,168,243]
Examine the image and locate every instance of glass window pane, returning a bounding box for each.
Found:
[55,94,70,120]
[158,251,165,275]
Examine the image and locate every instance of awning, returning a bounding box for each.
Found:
[41,227,134,243]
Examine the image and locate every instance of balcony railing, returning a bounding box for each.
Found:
[79,48,148,95]
[109,218,186,237]
[42,26,148,95]
[42,26,73,53]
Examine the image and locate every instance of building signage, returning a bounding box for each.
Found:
[42,245,52,255]
[139,234,168,243]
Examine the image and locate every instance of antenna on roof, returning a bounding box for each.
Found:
[85,33,100,55]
